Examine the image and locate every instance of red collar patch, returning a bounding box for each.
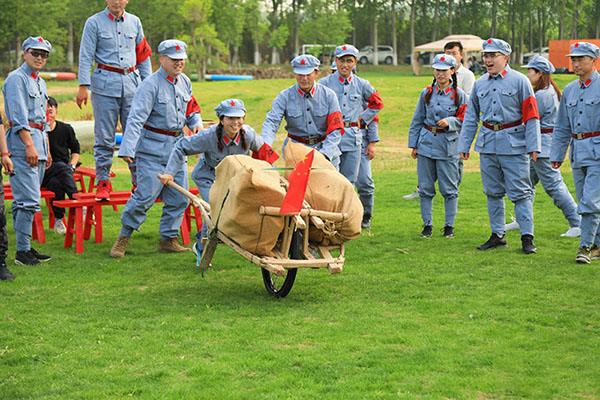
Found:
[310,86,316,96]
[222,133,240,145]
[501,69,507,77]
[30,72,38,80]
[108,12,115,20]
[580,78,592,88]
[166,75,175,83]
[338,76,344,83]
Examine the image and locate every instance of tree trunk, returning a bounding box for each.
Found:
[510,0,515,63]
[410,0,417,75]
[448,0,453,35]
[570,0,578,38]
[232,46,239,67]
[293,0,300,57]
[373,12,379,66]
[254,42,261,65]
[491,0,497,37]
[558,0,564,39]
[270,1,280,64]
[519,9,524,64]
[431,0,439,42]
[16,36,22,65]
[68,22,74,66]
[528,11,533,52]
[392,0,397,66]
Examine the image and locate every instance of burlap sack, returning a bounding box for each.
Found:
[209,155,286,255]
[284,142,363,245]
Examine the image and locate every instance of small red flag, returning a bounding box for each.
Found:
[280,149,315,214]
[251,142,280,164]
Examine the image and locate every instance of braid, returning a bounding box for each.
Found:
[240,126,248,151]
[216,123,224,152]
[424,77,436,105]
[452,72,460,108]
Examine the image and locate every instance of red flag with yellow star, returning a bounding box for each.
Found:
[280,149,315,214]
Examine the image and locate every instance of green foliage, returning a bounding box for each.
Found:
[298,0,352,46]
[268,24,290,50]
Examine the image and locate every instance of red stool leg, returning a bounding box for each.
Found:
[75,207,84,254]
[64,207,75,249]
[32,212,46,243]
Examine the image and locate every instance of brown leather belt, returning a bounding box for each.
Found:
[541,128,554,134]
[344,121,359,127]
[143,125,182,136]
[571,131,600,140]
[424,124,446,133]
[97,63,137,75]
[482,120,523,131]
[288,134,325,145]
[9,121,45,130]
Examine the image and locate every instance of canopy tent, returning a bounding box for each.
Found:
[411,34,483,75]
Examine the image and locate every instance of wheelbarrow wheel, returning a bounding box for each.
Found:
[262,231,301,297]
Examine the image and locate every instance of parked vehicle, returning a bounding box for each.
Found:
[522,47,549,63]
[358,45,397,65]
[403,53,432,65]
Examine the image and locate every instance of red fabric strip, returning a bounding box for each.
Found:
[455,104,467,122]
[186,95,201,117]
[135,37,152,65]
[521,96,540,123]
[366,91,384,110]
[251,143,280,164]
[326,110,344,136]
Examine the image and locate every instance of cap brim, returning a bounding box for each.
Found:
[336,52,357,59]
[520,64,529,68]
[223,110,246,117]
[293,67,316,75]
[432,63,453,70]
[26,45,50,52]
[163,53,187,60]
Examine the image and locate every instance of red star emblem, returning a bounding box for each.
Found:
[230,101,235,106]
[343,46,347,50]
[575,43,579,48]
[300,59,305,65]
[176,45,181,51]
[441,56,445,61]
[487,39,492,44]
[38,38,44,43]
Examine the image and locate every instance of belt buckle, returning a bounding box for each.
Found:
[493,124,500,131]
[576,132,584,140]
[123,68,130,75]
[308,138,316,145]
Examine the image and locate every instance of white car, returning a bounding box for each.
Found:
[358,45,396,65]
[522,47,549,63]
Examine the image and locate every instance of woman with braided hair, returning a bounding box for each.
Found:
[408,54,468,238]
[160,99,278,256]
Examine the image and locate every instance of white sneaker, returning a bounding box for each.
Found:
[505,221,520,231]
[561,226,581,237]
[403,188,419,200]
[54,219,67,235]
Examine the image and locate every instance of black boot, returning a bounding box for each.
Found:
[521,234,537,254]
[0,261,16,281]
[477,233,507,250]
[361,214,371,229]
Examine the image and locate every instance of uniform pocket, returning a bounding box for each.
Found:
[593,135,600,160]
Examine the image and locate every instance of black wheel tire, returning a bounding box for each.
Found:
[359,57,369,65]
[384,56,393,65]
[262,231,301,297]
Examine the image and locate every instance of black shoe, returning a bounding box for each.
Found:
[521,234,537,254]
[0,263,16,280]
[29,247,51,262]
[477,233,507,250]
[576,247,591,264]
[443,226,454,238]
[420,225,433,237]
[361,214,371,229]
[15,250,40,266]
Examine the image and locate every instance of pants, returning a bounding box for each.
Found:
[9,156,46,251]
[0,181,8,260]
[282,137,340,170]
[91,92,136,184]
[417,155,460,227]
[572,165,600,248]
[530,157,580,228]
[42,162,78,220]
[120,156,188,240]
[355,138,374,216]
[480,153,534,236]
[339,147,362,185]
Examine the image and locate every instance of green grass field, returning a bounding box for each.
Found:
[1,67,599,399]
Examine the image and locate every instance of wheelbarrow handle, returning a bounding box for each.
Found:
[157,174,212,223]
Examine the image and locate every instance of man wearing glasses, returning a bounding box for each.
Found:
[2,36,53,266]
[77,0,152,201]
[458,38,541,254]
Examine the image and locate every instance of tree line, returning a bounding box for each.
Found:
[1,0,598,75]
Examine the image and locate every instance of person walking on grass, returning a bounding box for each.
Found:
[550,42,600,264]
[110,40,202,258]
[503,56,581,238]
[408,54,467,238]
[43,97,81,236]
[77,0,152,201]
[159,99,278,258]
[459,38,541,254]
[0,115,15,280]
[261,54,344,168]
[2,36,53,266]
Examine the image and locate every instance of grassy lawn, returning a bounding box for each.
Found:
[1,67,599,398]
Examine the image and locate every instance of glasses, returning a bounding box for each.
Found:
[336,58,356,65]
[27,50,49,59]
[482,53,503,60]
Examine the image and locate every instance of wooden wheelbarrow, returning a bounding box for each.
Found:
[160,175,347,297]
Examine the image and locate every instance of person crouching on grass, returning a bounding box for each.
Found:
[110,40,202,258]
[408,54,467,238]
[159,99,278,259]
